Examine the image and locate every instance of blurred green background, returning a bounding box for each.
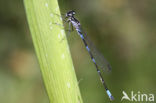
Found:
[0,0,156,103]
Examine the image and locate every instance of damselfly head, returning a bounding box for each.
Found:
[66,10,76,17]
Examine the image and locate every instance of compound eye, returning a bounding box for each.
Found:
[72,12,75,15]
[66,10,75,17]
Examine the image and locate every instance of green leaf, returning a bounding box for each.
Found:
[24,0,83,103]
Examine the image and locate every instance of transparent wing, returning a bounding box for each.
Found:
[52,12,112,72]
[82,30,112,72]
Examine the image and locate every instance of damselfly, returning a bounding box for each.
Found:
[63,10,114,101]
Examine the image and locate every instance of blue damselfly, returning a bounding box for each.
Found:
[63,10,114,101]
